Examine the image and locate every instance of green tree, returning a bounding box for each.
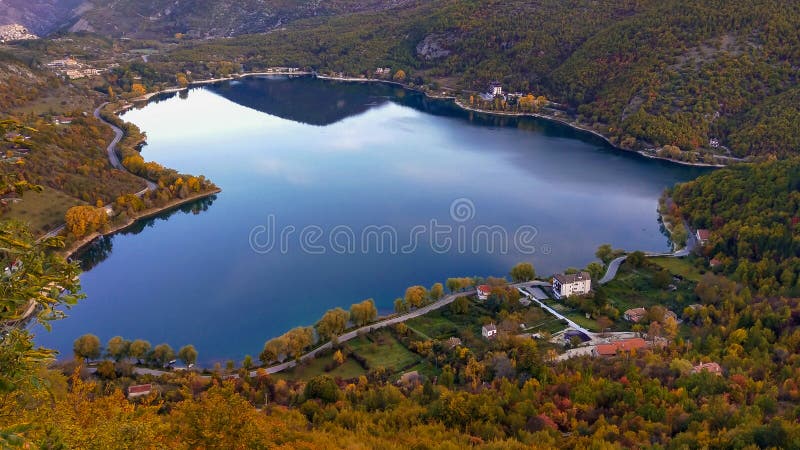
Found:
[316,307,350,340]
[129,339,151,364]
[260,336,287,364]
[178,345,198,366]
[350,299,378,326]
[446,278,461,293]
[394,298,408,313]
[285,327,314,359]
[510,262,536,282]
[73,334,101,361]
[304,375,340,403]
[595,244,614,264]
[450,296,469,314]
[653,270,672,289]
[152,343,175,366]
[627,251,646,268]
[242,355,253,370]
[96,360,116,379]
[106,336,130,361]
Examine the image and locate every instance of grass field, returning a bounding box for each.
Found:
[649,256,704,282]
[4,187,85,235]
[347,332,419,372]
[273,356,366,382]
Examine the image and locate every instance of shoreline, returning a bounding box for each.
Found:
[131,71,733,168]
[61,187,222,260]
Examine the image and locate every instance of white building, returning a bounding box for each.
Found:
[552,271,591,299]
[482,323,497,339]
[476,284,491,301]
[488,82,503,96]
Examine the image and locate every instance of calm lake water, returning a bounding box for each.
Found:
[36,76,707,364]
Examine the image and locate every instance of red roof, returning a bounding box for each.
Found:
[477,285,491,295]
[696,229,710,240]
[128,384,152,394]
[594,338,647,356]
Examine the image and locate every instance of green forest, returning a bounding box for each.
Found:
[672,158,800,296]
[153,0,800,159]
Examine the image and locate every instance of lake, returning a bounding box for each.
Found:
[35,76,707,364]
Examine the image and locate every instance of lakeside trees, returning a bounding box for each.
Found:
[65,205,109,238]
[510,262,535,282]
[349,299,378,327]
[315,308,349,340]
[73,334,101,361]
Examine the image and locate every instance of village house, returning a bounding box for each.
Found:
[476,284,491,301]
[397,370,420,386]
[592,338,647,357]
[482,323,497,339]
[709,258,721,268]
[127,384,153,398]
[53,116,74,125]
[624,307,648,323]
[446,337,462,349]
[696,229,710,245]
[489,82,503,96]
[691,362,722,376]
[552,272,591,299]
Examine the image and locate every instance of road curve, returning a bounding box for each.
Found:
[93,103,157,192]
[598,226,698,285]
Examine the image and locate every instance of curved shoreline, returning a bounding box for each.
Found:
[61,187,221,260]
[131,71,738,168]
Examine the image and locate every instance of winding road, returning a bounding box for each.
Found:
[598,222,698,285]
[39,104,156,242]
[93,103,157,193]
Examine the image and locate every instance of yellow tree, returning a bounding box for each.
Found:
[404,285,428,308]
[349,299,378,326]
[393,69,406,82]
[131,83,147,97]
[176,73,189,88]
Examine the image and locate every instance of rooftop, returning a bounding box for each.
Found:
[554,271,591,284]
[594,338,647,356]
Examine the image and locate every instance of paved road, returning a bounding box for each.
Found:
[251,288,484,375]
[598,256,627,284]
[38,104,158,243]
[598,225,698,285]
[93,103,157,192]
[517,287,594,336]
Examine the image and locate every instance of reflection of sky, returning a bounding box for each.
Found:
[35,81,706,364]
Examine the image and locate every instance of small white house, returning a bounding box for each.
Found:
[482,323,497,339]
[488,82,503,96]
[552,272,591,299]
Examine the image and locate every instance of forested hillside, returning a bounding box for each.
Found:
[162,0,800,159]
[672,158,800,296]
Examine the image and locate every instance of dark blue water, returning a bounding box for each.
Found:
[35,76,707,364]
